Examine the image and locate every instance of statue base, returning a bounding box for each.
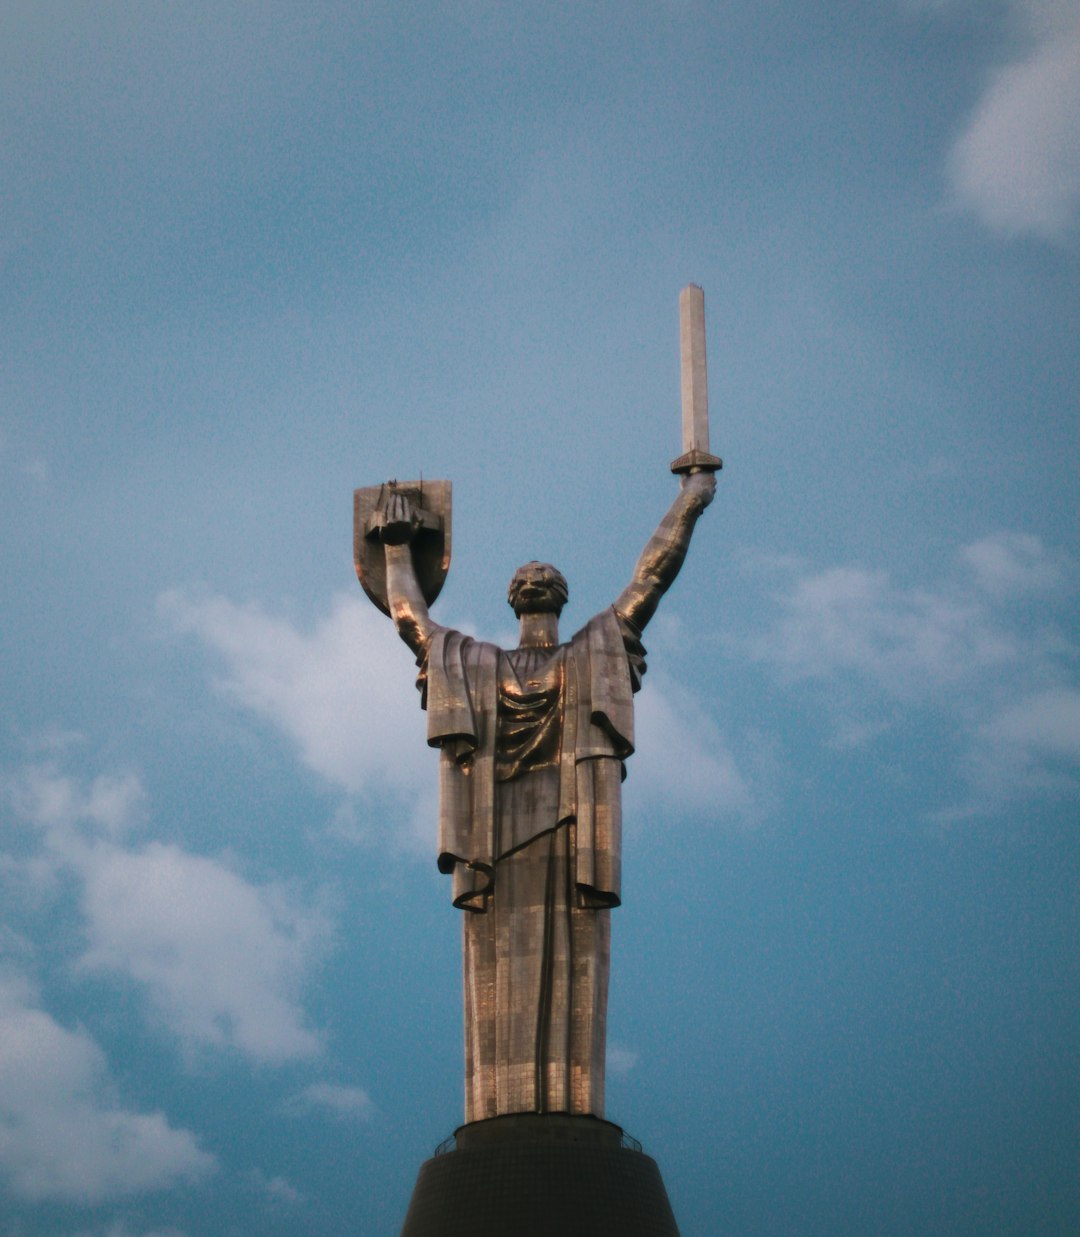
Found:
[399,1113,680,1236]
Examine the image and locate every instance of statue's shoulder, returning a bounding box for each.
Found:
[572,605,623,646]
[428,626,502,668]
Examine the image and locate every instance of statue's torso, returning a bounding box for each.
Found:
[494,645,566,854]
[495,644,565,783]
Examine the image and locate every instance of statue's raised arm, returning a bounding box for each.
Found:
[377,491,440,658]
[614,470,715,633]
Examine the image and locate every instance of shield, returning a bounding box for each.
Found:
[354,480,452,616]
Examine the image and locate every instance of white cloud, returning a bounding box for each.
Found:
[77,841,324,1064]
[948,0,1080,239]
[0,972,215,1204]
[286,1081,374,1120]
[5,764,326,1064]
[160,590,427,800]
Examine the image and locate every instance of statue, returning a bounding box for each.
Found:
[356,286,720,1126]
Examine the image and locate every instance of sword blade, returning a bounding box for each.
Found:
[680,284,709,455]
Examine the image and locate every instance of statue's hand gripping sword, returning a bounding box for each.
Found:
[670,284,723,476]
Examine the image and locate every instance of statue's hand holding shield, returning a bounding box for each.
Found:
[354,480,452,616]
[371,489,423,545]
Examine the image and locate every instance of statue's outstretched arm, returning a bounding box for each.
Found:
[614,471,715,632]
[378,492,439,657]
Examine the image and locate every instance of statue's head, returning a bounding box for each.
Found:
[507,561,568,617]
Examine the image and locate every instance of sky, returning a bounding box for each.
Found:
[1,1,1078,1234]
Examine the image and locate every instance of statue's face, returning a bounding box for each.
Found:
[508,561,568,616]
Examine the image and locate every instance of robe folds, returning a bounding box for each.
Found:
[416,607,646,1120]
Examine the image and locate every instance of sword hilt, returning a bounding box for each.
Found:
[670,448,723,475]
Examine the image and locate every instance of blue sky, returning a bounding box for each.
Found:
[2,2,1078,1233]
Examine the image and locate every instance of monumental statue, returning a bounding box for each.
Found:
[355,286,720,1130]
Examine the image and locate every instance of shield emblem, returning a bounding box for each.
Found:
[354,480,452,616]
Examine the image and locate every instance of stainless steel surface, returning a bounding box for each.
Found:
[671,283,722,475]
[680,283,709,454]
[359,290,717,1123]
[354,479,452,616]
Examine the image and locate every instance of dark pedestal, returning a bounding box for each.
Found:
[400,1113,680,1237]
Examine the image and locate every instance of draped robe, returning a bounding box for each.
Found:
[418,607,645,1121]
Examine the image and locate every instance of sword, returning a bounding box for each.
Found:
[670,284,723,475]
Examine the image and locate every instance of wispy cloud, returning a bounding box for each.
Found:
[0,971,215,1203]
[246,1168,303,1205]
[947,0,1080,240]
[606,1043,640,1076]
[961,530,1068,598]
[744,532,1079,814]
[285,1081,374,1120]
[963,686,1080,807]
[633,671,752,819]
[747,562,1017,699]
[10,765,148,840]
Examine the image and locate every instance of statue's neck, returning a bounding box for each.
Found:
[517,612,560,649]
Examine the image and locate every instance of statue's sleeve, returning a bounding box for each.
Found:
[421,628,481,758]
[618,613,648,694]
[419,629,499,911]
[573,607,643,760]
[566,607,647,909]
